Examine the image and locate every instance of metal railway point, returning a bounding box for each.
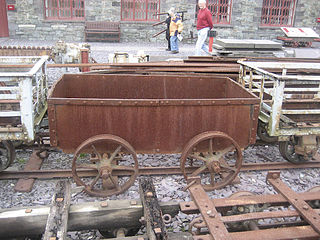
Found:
[181,171,320,240]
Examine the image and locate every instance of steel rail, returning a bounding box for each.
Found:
[1,160,320,180]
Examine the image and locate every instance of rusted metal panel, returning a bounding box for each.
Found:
[49,74,259,153]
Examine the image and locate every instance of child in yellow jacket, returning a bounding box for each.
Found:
[169,12,183,54]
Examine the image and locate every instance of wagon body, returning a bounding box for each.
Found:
[48,74,260,153]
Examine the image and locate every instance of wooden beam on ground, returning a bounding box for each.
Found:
[14,151,44,192]
[43,181,71,240]
[139,177,167,240]
[0,199,180,238]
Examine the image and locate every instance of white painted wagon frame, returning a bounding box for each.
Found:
[0,56,48,170]
[238,60,320,163]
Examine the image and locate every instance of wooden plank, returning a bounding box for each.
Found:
[139,177,167,240]
[14,151,44,192]
[43,181,71,240]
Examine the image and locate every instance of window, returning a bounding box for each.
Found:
[121,0,160,21]
[44,0,85,20]
[261,0,296,26]
[196,0,233,25]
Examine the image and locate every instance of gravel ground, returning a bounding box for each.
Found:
[1,144,320,239]
[0,39,320,239]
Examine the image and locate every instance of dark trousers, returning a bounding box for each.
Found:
[166,31,171,50]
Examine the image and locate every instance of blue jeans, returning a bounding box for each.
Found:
[195,27,210,55]
[170,36,178,51]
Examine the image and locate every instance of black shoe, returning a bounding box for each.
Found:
[171,50,179,54]
[166,48,171,51]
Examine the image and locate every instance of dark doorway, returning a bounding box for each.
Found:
[0,0,9,37]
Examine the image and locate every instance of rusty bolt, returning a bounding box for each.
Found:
[118,101,122,105]
[154,228,162,234]
[56,197,64,202]
[303,205,309,210]
[139,217,145,224]
[130,200,137,205]
[146,192,153,197]
[25,209,32,213]
[272,173,279,179]
[100,202,108,207]
[237,206,245,212]
[212,101,215,104]
[206,210,212,215]
[181,101,184,104]
[100,101,104,104]
[134,101,138,105]
[156,149,160,153]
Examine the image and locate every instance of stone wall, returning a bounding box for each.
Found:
[5,0,320,42]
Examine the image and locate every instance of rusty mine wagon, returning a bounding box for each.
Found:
[48,74,260,197]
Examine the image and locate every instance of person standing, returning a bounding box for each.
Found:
[195,0,213,55]
[169,11,183,54]
[165,8,174,51]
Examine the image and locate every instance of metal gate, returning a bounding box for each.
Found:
[0,0,9,37]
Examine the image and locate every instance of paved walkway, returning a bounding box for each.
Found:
[1,38,320,62]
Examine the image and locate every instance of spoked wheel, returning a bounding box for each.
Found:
[180,131,242,191]
[0,141,15,172]
[257,121,278,143]
[279,139,310,164]
[72,134,138,197]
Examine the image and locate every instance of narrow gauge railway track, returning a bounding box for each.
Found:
[1,160,319,180]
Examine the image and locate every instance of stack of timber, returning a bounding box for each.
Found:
[86,56,320,81]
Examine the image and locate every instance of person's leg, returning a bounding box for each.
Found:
[166,32,171,50]
[195,31,203,55]
[195,28,209,55]
[170,36,178,52]
[200,28,210,54]
[175,36,179,52]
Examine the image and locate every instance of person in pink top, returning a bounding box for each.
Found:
[195,0,214,55]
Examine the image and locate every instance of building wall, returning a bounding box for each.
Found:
[5,0,320,43]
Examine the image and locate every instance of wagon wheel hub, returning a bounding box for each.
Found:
[208,161,221,174]
[72,134,139,197]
